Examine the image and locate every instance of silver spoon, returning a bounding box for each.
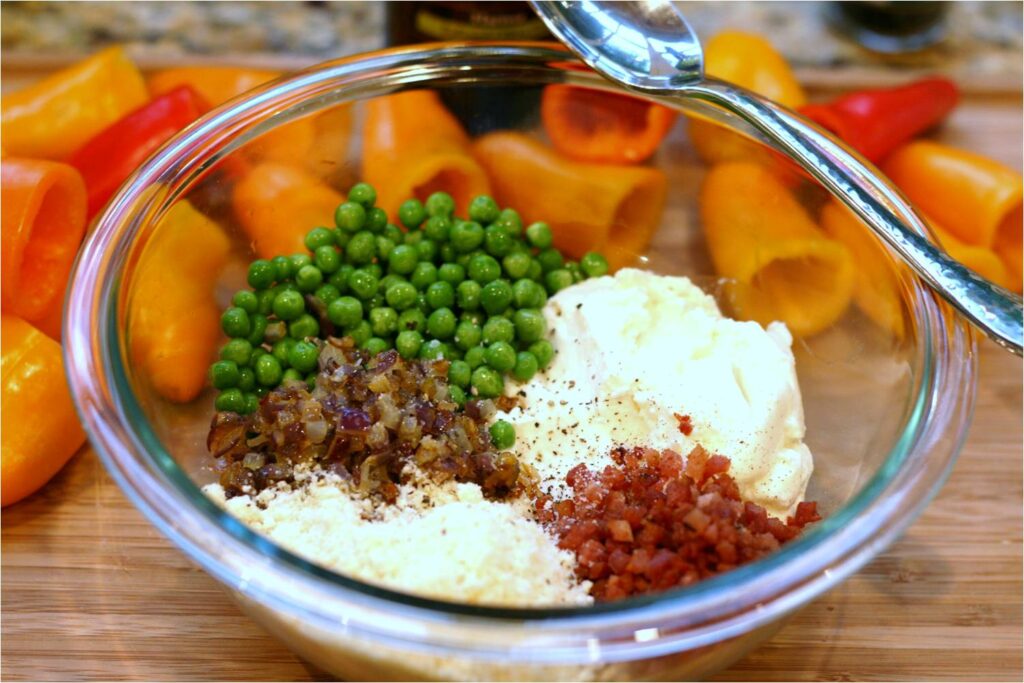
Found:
[530,0,1023,356]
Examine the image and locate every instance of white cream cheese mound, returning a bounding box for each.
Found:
[205,472,591,607]
[505,268,813,519]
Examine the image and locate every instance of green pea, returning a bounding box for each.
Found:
[347,182,376,208]
[348,269,379,300]
[423,215,451,242]
[295,264,324,292]
[329,264,354,293]
[471,366,504,399]
[439,243,457,263]
[237,367,256,392]
[415,292,431,315]
[450,220,484,253]
[416,238,438,263]
[378,273,404,295]
[469,195,500,224]
[282,368,303,384]
[247,260,277,290]
[484,341,516,372]
[580,251,609,278]
[537,248,564,273]
[210,360,240,389]
[288,340,319,373]
[232,290,258,315]
[271,338,296,366]
[365,263,383,280]
[527,259,543,282]
[221,307,251,338]
[264,320,287,344]
[484,224,514,258]
[565,261,585,284]
[363,293,386,316]
[289,313,319,340]
[243,392,260,414]
[272,255,294,281]
[247,314,269,346]
[398,308,426,333]
[493,208,522,236]
[411,261,438,290]
[220,338,253,366]
[447,360,471,388]
[448,384,467,407]
[335,201,367,232]
[467,254,501,285]
[363,336,390,355]
[345,231,376,265]
[272,290,304,321]
[529,339,555,369]
[464,345,486,369]
[250,347,268,364]
[395,330,423,359]
[384,223,404,244]
[360,206,385,233]
[255,354,284,387]
[502,252,531,280]
[425,191,455,217]
[482,316,515,344]
[513,309,545,343]
[403,229,423,246]
[481,279,513,315]
[460,310,487,327]
[313,245,341,274]
[526,222,553,249]
[369,307,399,337]
[399,199,427,229]
[256,289,276,316]
[419,339,448,360]
[426,307,457,340]
[545,269,574,294]
[514,352,540,382]
[489,420,516,449]
[334,229,350,249]
[345,319,372,346]
[456,280,481,310]
[215,388,246,413]
[327,296,363,328]
[437,263,465,285]
[385,281,418,311]
[453,321,482,350]
[376,236,396,261]
[314,283,341,306]
[388,244,418,275]
[305,227,336,251]
[425,281,455,309]
[290,253,312,273]
[254,386,269,398]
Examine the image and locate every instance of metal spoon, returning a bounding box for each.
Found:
[530,0,1023,356]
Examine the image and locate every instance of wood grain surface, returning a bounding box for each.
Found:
[1,76,1021,681]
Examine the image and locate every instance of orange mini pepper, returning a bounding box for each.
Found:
[1,158,88,339]
[1,46,148,160]
[232,163,343,260]
[540,85,678,164]
[883,141,1022,289]
[1,314,86,506]
[700,162,855,337]
[129,200,231,403]
[362,90,491,218]
[472,132,666,270]
[689,32,806,167]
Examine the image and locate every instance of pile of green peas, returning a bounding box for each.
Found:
[210,182,608,414]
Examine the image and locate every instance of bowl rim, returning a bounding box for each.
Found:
[64,42,977,658]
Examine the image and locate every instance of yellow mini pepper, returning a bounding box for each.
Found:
[1,46,148,160]
[700,162,855,336]
[1,314,86,506]
[129,200,230,403]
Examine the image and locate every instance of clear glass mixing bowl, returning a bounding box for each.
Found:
[65,43,976,681]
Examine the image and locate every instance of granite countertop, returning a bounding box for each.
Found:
[2,1,1021,88]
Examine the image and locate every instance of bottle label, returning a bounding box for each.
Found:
[414,7,549,41]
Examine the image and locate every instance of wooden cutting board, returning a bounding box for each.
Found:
[1,66,1021,681]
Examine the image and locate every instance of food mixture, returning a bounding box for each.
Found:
[203,184,819,607]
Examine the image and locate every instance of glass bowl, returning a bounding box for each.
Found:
[65,43,976,681]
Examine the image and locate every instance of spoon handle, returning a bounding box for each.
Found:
[683,79,1022,356]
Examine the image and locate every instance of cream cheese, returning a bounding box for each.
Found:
[504,268,813,519]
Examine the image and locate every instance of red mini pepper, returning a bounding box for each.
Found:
[799,77,959,163]
[67,85,209,217]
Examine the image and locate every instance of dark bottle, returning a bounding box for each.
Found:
[385,2,551,135]
[826,1,950,54]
